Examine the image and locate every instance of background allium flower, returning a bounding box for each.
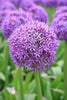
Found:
[1,9,32,38]
[0,0,11,10]
[54,6,67,18]
[0,1,16,10]
[57,0,67,6]
[0,10,11,29]
[33,0,42,4]
[51,13,67,40]
[8,21,59,71]
[20,0,35,11]
[11,0,22,7]
[28,5,48,23]
[41,0,57,8]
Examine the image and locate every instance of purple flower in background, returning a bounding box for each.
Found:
[28,5,48,23]
[0,0,10,10]
[0,10,11,29]
[33,0,42,4]
[0,1,16,10]
[54,6,67,18]
[20,0,35,11]
[8,21,59,71]
[34,0,67,7]
[1,9,32,38]
[57,0,67,6]
[11,0,22,7]
[51,13,67,40]
[41,0,58,8]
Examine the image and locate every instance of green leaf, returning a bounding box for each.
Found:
[0,72,5,81]
[24,72,33,93]
[2,43,9,86]
[56,41,64,61]
[51,73,63,88]
[58,83,64,90]
[24,94,36,100]
[0,55,3,72]
[41,78,53,100]
[1,88,10,100]
[51,60,63,77]
[28,80,36,93]
[13,68,19,91]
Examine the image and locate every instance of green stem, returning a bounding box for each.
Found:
[10,94,12,100]
[64,41,67,100]
[3,43,9,86]
[19,68,24,100]
[34,71,42,100]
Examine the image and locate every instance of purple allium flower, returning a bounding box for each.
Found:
[1,9,32,38]
[0,0,11,9]
[41,0,58,8]
[8,21,59,71]
[28,5,48,23]
[11,0,22,7]
[0,1,16,10]
[54,6,67,18]
[33,0,42,4]
[20,0,35,11]
[51,13,67,40]
[0,10,11,29]
[57,0,67,6]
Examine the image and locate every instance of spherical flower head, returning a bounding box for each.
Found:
[0,1,16,10]
[11,0,22,7]
[54,6,67,18]
[33,0,42,4]
[57,0,67,6]
[1,9,32,38]
[28,5,48,23]
[8,21,59,71]
[0,0,11,10]
[20,0,35,11]
[41,0,58,8]
[0,10,11,29]
[51,13,67,40]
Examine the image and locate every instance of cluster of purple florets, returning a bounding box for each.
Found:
[1,9,32,38]
[0,0,60,71]
[0,10,11,28]
[34,0,67,8]
[8,21,59,71]
[20,0,35,11]
[0,0,48,30]
[54,6,67,18]
[0,0,67,11]
[51,6,67,40]
[0,1,16,10]
[28,5,48,23]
